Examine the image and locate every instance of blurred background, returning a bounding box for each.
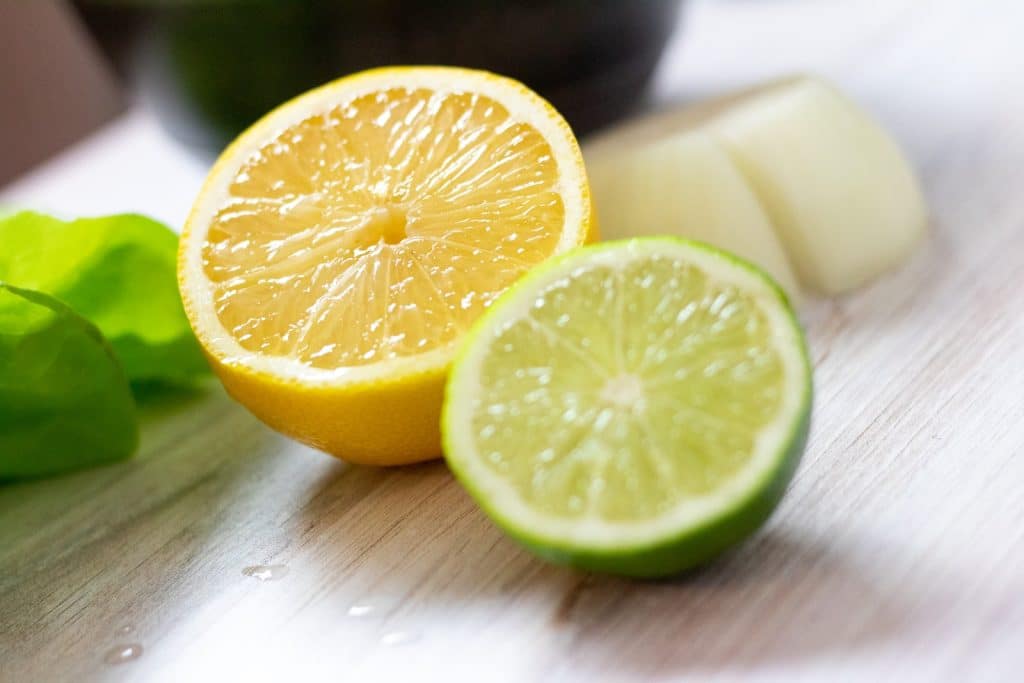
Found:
[2,0,1015,231]
[0,0,683,185]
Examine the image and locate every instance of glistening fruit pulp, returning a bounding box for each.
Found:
[470,253,786,522]
[201,87,566,369]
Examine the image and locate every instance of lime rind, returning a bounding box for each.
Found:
[442,237,812,577]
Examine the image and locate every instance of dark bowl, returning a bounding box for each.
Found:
[75,0,683,152]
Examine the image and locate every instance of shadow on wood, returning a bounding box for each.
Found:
[281,464,946,677]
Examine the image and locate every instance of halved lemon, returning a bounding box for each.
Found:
[178,67,594,464]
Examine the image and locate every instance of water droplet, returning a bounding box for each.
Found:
[347,604,375,617]
[346,594,403,618]
[117,624,134,635]
[242,564,289,582]
[593,409,614,431]
[104,644,143,665]
[523,389,546,404]
[380,631,419,647]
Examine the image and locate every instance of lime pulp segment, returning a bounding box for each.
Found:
[442,238,811,575]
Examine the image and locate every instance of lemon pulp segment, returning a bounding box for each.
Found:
[202,87,567,370]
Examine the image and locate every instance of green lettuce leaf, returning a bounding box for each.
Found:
[0,211,209,387]
[0,284,138,480]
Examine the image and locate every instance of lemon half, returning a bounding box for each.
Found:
[179,67,594,464]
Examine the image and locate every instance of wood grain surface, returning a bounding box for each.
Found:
[2,1,1023,681]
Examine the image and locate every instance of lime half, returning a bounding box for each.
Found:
[442,238,812,577]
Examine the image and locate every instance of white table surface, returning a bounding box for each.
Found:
[2,1,1023,681]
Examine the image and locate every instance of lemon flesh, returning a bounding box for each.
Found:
[204,88,571,369]
[443,238,811,576]
[180,67,592,463]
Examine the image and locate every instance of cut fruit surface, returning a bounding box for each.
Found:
[583,75,926,297]
[179,67,593,464]
[443,238,811,576]
[707,77,926,294]
[585,130,800,298]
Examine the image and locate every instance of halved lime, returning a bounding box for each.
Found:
[442,238,812,577]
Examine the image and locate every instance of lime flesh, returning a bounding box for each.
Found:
[442,238,811,577]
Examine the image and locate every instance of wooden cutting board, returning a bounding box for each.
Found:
[2,1,1022,680]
